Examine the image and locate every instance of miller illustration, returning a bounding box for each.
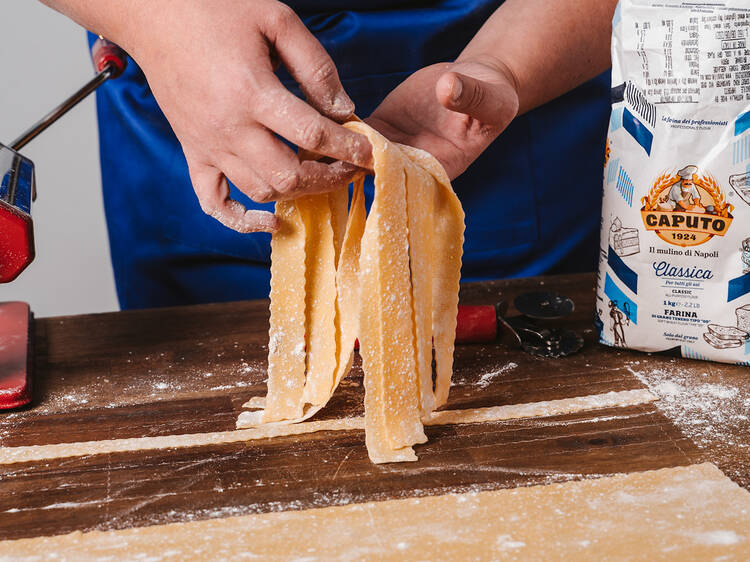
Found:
[641,165,734,247]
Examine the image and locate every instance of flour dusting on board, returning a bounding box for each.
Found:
[0,344,268,446]
[453,361,518,388]
[626,360,750,482]
[477,362,518,389]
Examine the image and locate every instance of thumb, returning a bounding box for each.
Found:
[435,71,518,127]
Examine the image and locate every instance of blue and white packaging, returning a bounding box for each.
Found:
[597,0,750,364]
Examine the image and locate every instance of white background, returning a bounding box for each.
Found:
[0,1,118,317]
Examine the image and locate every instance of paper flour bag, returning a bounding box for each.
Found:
[596,0,750,364]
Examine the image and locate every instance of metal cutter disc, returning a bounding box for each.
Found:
[514,291,575,321]
[519,328,584,359]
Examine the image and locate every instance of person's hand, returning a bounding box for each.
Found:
[118,0,372,233]
[367,58,520,180]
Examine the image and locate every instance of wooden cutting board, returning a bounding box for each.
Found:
[1,273,747,542]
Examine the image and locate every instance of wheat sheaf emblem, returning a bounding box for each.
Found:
[641,171,733,217]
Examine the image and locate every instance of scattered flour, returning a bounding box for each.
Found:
[477,362,518,389]
[210,382,252,391]
[495,534,526,551]
[693,530,743,546]
[0,349,267,447]
[626,360,750,482]
[455,362,518,388]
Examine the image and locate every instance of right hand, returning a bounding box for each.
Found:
[117,0,372,233]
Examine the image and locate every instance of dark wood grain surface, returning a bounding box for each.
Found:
[0,273,747,541]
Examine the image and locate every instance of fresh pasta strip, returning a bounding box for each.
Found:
[400,145,465,407]
[358,125,425,461]
[262,201,307,422]
[403,158,436,417]
[329,179,365,398]
[242,122,465,463]
[297,194,339,408]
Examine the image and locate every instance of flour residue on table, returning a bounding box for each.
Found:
[0,343,268,446]
[453,361,518,388]
[477,362,519,389]
[626,359,750,482]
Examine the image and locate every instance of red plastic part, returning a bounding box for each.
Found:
[455,305,497,344]
[353,304,498,350]
[91,37,128,78]
[0,202,34,283]
[0,302,32,410]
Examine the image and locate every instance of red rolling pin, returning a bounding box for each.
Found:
[454,305,499,343]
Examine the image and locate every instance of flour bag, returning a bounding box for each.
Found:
[596,0,750,364]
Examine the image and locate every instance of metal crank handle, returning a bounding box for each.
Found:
[10,37,128,152]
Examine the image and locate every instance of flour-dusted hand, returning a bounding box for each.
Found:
[135,0,376,232]
[367,58,520,180]
[43,0,373,233]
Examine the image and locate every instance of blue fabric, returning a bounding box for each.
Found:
[88,0,610,309]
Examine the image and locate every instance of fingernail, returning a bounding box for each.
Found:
[450,76,463,103]
[332,91,355,116]
[245,210,279,233]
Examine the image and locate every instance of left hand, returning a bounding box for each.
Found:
[367,57,520,180]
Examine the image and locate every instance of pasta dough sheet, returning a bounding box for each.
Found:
[0,389,656,465]
[253,121,465,463]
[3,463,748,561]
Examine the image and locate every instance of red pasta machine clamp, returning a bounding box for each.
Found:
[0,37,126,283]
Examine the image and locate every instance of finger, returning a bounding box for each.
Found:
[259,5,354,121]
[222,126,362,201]
[299,147,371,175]
[436,71,518,127]
[218,127,298,203]
[220,150,360,202]
[252,82,373,169]
[187,159,279,233]
[288,160,361,199]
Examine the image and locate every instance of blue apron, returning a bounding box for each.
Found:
[88,0,610,309]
